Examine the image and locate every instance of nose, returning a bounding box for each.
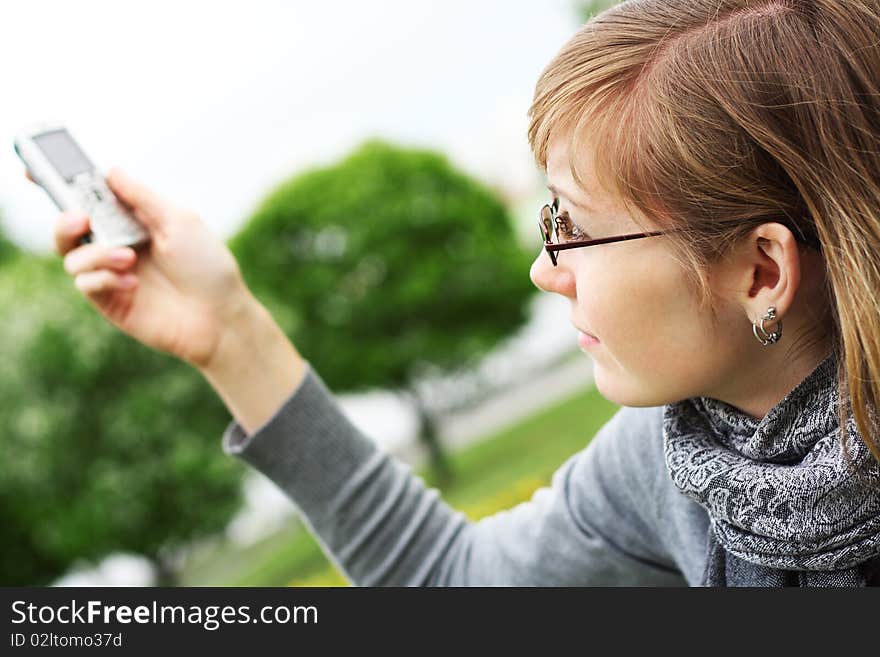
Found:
[529,248,576,297]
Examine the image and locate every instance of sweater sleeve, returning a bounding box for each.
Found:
[221,362,687,586]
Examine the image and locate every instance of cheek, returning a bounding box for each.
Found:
[574,251,720,402]
[575,251,691,344]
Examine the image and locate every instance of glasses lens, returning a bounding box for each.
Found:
[538,204,558,266]
[539,205,555,243]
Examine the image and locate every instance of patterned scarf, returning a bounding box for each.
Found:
[662,350,880,586]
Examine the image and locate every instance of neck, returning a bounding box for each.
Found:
[709,341,835,421]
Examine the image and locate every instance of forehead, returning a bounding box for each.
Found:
[546,138,579,185]
[546,136,602,201]
[545,136,608,214]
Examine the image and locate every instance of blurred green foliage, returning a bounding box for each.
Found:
[230,140,536,479]
[0,252,243,585]
[230,139,535,393]
[0,214,18,266]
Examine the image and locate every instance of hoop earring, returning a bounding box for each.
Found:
[752,306,782,346]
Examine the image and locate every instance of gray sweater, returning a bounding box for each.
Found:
[222,362,708,586]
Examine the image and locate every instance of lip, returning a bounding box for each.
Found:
[572,320,598,339]
[577,330,600,350]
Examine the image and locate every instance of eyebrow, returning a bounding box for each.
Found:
[546,184,591,211]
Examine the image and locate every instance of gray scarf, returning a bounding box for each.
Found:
[662,351,880,586]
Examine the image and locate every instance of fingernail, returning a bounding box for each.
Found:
[120,274,138,288]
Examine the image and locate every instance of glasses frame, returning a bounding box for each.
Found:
[538,202,682,266]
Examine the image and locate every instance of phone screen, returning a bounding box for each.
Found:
[33,129,94,181]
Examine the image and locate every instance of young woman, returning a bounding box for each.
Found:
[47,0,880,585]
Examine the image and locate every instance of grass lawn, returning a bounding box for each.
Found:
[179,376,619,586]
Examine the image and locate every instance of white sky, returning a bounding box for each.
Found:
[1,0,581,252]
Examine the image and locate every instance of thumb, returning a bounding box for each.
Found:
[105,168,172,230]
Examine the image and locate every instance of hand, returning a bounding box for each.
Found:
[41,168,258,369]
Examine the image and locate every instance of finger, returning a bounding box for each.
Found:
[74,270,138,296]
[105,168,171,230]
[54,212,92,256]
[63,244,137,276]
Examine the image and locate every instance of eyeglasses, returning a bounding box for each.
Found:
[538,199,825,266]
[538,198,677,266]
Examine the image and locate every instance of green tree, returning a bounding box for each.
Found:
[0,212,18,266]
[0,254,243,585]
[230,140,536,482]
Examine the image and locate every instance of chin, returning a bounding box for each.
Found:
[592,363,677,408]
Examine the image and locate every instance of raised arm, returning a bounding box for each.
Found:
[48,170,685,586]
[221,360,686,586]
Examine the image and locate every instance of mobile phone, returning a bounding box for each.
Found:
[13,123,150,248]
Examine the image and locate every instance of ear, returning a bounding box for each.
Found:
[729,222,802,326]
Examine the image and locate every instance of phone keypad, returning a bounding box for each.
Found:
[72,174,149,247]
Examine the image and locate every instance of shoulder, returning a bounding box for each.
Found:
[563,404,709,582]
[586,404,703,520]
[556,405,673,559]
[582,404,667,484]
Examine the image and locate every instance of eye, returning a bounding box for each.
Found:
[555,209,591,240]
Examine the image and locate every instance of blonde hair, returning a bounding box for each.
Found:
[529,0,880,464]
